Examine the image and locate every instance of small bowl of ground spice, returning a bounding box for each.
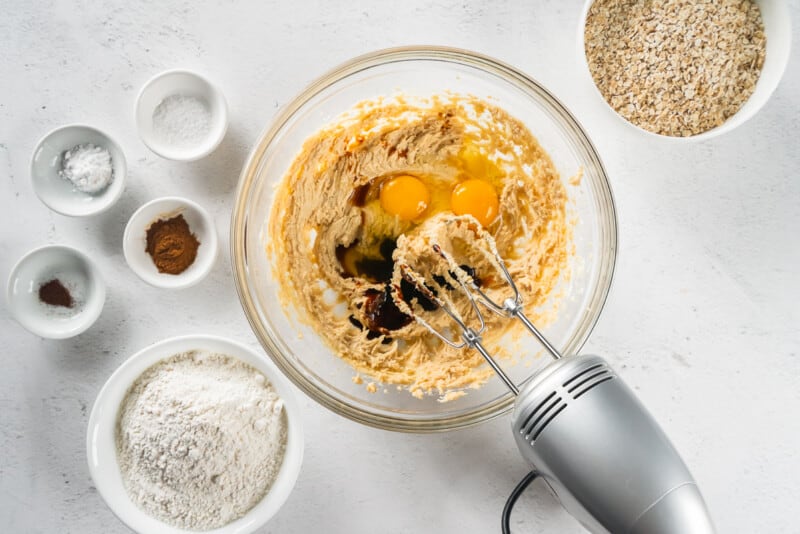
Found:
[579,0,791,139]
[6,244,106,338]
[123,197,218,289]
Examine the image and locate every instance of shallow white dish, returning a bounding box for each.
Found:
[30,124,127,216]
[577,0,792,140]
[123,196,218,289]
[6,244,106,338]
[86,334,304,534]
[135,69,228,161]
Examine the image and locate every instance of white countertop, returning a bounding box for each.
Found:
[1,1,798,532]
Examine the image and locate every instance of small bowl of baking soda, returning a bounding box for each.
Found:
[30,124,127,217]
[135,69,228,161]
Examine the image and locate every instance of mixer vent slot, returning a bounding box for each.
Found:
[562,363,603,387]
[531,404,566,442]
[521,392,567,442]
[566,363,615,400]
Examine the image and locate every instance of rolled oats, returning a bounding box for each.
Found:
[584,0,766,137]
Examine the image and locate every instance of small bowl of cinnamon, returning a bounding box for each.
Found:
[123,197,218,289]
[6,245,106,338]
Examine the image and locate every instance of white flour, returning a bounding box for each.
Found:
[116,350,287,530]
[152,94,211,147]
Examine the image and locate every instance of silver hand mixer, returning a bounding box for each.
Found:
[399,229,715,534]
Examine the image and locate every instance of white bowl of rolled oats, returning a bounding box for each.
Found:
[579,0,791,139]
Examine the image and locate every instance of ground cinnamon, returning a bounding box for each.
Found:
[145,214,200,275]
[38,279,73,307]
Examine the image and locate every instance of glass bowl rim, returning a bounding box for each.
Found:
[231,45,618,432]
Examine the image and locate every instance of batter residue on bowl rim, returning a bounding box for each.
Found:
[269,93,572,401]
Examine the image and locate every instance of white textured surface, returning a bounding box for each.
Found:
[1,1,798,532]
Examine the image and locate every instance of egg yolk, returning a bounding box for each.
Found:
[451,179,500,227]
[380,175,430,221]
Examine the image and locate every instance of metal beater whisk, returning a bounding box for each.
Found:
[401,239,562,392]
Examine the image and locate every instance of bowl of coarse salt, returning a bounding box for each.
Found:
[136,69,228,161]
[87,335,304,534]
[30,124,127,216]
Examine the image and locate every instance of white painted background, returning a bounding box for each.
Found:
[1,1,798,532]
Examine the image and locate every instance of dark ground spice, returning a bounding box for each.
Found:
[38,279,73,307]
[145,214,200,275]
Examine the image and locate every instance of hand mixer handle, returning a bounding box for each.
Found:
[510,354,715,534]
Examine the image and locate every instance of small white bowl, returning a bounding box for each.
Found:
[31,124,127,216]
[578,0,792,140]
[87,334,304,534]
[135,69,228,161]
[6,245,106,338]
[123,196,218,289]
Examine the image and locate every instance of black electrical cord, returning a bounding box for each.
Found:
[501,470,540,534]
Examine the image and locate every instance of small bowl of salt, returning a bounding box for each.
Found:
[30,124,127,217]
[135,69,228,161]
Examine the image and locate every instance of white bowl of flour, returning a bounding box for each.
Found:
[87,335,303,534]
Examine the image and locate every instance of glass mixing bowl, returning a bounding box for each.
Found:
[232,46,617,432]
